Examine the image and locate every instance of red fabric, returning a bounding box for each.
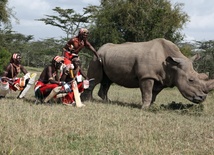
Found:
[64,51,73,59]
[62,92,74,104]
[61,81,84,104]
[64,57,71,65]
[60,56,84,104]
[64,51,74,65]
[78,82,84,93]
[34,81,45,89]
[9,78,24,91]
[34,81,59,97]
[9,81,18,91]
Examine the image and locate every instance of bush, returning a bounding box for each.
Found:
[0,47,10,75]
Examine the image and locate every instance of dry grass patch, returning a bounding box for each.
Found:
[0,82,214,154]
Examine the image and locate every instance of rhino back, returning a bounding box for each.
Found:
[97,38,185,87]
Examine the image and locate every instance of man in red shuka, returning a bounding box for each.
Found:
[34,56,65,103]
[63,28,102,65]
[60,55,89,105]
[0,53,30,98]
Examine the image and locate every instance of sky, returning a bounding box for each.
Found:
[8,0,214,42]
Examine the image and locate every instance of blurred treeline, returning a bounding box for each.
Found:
[0,0,214,77]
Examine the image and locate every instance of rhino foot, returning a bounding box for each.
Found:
[141,103,151,110]
[81,89,92,101]
[98,90,106,100]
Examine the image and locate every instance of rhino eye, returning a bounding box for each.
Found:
[189,78,194,82]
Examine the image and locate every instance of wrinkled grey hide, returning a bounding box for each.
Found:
[83,38,214,108]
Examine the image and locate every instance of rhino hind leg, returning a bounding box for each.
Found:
[82,58,103,101]
[98,74,112,101]
[81,80,95,101]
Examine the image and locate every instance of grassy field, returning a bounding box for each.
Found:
[0,69,214,155]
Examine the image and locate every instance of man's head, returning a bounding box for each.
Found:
[52,56,64,69]
[10,53,21,64]
[71,55,81,68]
[78,28,89,40]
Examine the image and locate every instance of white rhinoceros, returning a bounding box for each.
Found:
[83,38,214,108]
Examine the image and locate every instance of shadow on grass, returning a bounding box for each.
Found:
[22,97,62,106]
[6,95,204,115]
[92,98,142,109]
[160,101,196,110]
[159,101,204,116]
[23,98,39,104]
[92,99,204,115]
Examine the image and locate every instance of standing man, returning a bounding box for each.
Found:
[63,28,102,65]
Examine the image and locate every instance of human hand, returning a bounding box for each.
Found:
[60,81,66,86]
[80,41,85,47]
[1,77,8,82]
[12,77,18,82]
[69,45,74,50]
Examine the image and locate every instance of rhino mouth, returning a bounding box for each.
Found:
[192,95,206,104]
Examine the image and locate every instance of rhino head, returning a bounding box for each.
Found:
[166,56,214,103]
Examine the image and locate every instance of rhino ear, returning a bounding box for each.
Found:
[166,56,180,65]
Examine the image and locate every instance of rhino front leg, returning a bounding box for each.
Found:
[151,82,165,104]
[139,79,154,109]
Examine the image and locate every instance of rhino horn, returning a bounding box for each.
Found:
[206,79,214,92]
[198,73,209,80]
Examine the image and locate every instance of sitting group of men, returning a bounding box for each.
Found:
[0,28,101,106]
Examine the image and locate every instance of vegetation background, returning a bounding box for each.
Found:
[1,0,214,77]
[0,67,214,154]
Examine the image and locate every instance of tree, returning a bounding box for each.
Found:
[0,29,33,51]
[179,43,194,57]
[37,7,100,68]
[25,38,63,67]
[0,0,18,27]
[0,28,65,68]
[0,47,10,74]
[193,40,214,78]
[0,0,10,24]
[88,0,189,47]
[0,0,20,73]
[0,28,34,57]
[37,7,91,39]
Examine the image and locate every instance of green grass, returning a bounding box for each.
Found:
[0,70,214,155]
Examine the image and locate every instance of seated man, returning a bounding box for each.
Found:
[60,55,89,105]
[0,53,36,98]
[34,56,65,103]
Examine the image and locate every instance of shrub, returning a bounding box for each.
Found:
[0,47,10,75]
